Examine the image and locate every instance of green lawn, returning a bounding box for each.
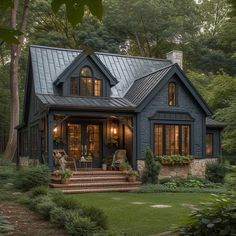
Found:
[72,192,211,236]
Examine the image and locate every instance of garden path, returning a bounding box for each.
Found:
[0,201,66,236]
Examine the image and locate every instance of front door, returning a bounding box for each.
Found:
[68,123,102,168]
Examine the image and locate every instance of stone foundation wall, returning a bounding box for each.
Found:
[19,156,39,167]
[137,158,218,178]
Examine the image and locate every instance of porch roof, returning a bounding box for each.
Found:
[206,117,226,128]
[37,94,136,111]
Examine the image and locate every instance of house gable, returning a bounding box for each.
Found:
[125,64,212,116]
[53,51,118,97]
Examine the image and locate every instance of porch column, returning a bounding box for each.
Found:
[132,115,137,170]
[47,112,54,171]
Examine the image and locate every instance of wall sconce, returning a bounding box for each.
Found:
[110,122,118,137]
[53,127,57,133]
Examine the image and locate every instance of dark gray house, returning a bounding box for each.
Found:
[17,45,224,171]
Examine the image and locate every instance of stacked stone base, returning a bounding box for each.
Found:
[137,158,218,178]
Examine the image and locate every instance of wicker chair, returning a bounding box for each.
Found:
[53,149,77,171]
[111,149,127,170]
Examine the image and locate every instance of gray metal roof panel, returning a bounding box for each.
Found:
[30,45,172,97]
[124,65,173,105]
[206,117,226,128]
[36,94,136,111]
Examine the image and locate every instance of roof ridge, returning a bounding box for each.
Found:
[30,44,172,62]
[134,64,174,82]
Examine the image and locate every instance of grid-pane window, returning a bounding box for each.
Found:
[154,124,190,156]
[154,125,163,156]
[165,125,179,155]
[70,78,78,96]
[79,67,102,97]
[94,79,102,96]
[168,82,176,106]
[206,133,213,156]
[182,125,190,155]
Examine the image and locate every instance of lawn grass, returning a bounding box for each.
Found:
[72,192,211,236]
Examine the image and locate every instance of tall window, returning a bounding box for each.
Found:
[80,67,102,96]
[71,77,78,96]
[154,124,190,156]
[206,133,213,156]
[168,82,176,106]
[70,67,102,96]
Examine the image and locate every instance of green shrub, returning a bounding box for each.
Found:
[162,181,178,190]
[54,195,81,210]
[50,207,69,228]
[0,215,13,234]
[17,165,51,191]
[157,155,193,165]
[82,206,108,230]
[65,212,99,236]
[206,161,227,183]
[30,195,52,210]
[177,193,236,236]
[133,184,230,194]
[35,198,56,220]
[31,185,49,197]
[225,166,236,190]
[141,147,161,184]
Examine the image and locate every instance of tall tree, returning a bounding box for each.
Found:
[3,0,30,160]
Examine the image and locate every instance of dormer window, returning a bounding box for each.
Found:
[168,82,176,106]
[70,66,102,97]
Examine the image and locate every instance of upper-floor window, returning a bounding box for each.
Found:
[70,66,102,97]
[168,82,176,106]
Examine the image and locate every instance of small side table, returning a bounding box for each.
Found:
[79,160,93,169]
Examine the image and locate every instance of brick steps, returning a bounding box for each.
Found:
[50,170,141,193]
[52,176,127,183]
[61,186,140,194]
[50,181,141,189]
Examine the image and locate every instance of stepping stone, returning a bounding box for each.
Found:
[151,204,172,208]
[131,202,146,205]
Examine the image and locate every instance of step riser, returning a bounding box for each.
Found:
[50,182,141,189]
[62,187,139,194]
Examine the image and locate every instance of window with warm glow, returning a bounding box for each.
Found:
[154,124,190,156]
[168,82,176,106]
[70,77,78,96]
[206,133,213,156]
[79,67,102,97]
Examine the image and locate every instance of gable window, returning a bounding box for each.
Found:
[168,82,176,106]
[206,133,213,156]
[79,66,102,97]
[71,77,78,96]
[154,124,190,156]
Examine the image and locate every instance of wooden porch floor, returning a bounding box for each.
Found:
[50,170,141,193]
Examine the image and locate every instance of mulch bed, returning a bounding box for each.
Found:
[0,201,67,236]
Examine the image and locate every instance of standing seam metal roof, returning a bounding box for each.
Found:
[30,45,172,97]
[124,65,173,105]
[36,94,136,111]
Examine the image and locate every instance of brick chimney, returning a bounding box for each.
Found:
[166,50,183,69]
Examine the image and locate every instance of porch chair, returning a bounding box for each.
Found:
[53,149,77,171]
[111,149,127,170]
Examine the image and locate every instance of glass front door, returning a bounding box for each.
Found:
[68,123,101,168]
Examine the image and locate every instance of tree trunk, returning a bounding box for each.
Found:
[3,0,30,161]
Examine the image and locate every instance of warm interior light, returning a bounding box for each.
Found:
[53,127,57,132]
[113,128,117,135]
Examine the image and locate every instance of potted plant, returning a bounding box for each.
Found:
[102,159,107,171]
[58,168,73,184]
[127,169,138,182]
[119,161,131,172]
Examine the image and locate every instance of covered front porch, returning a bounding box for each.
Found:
[42,110,137,171]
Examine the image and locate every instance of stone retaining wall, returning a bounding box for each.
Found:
[137,158,218,178]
